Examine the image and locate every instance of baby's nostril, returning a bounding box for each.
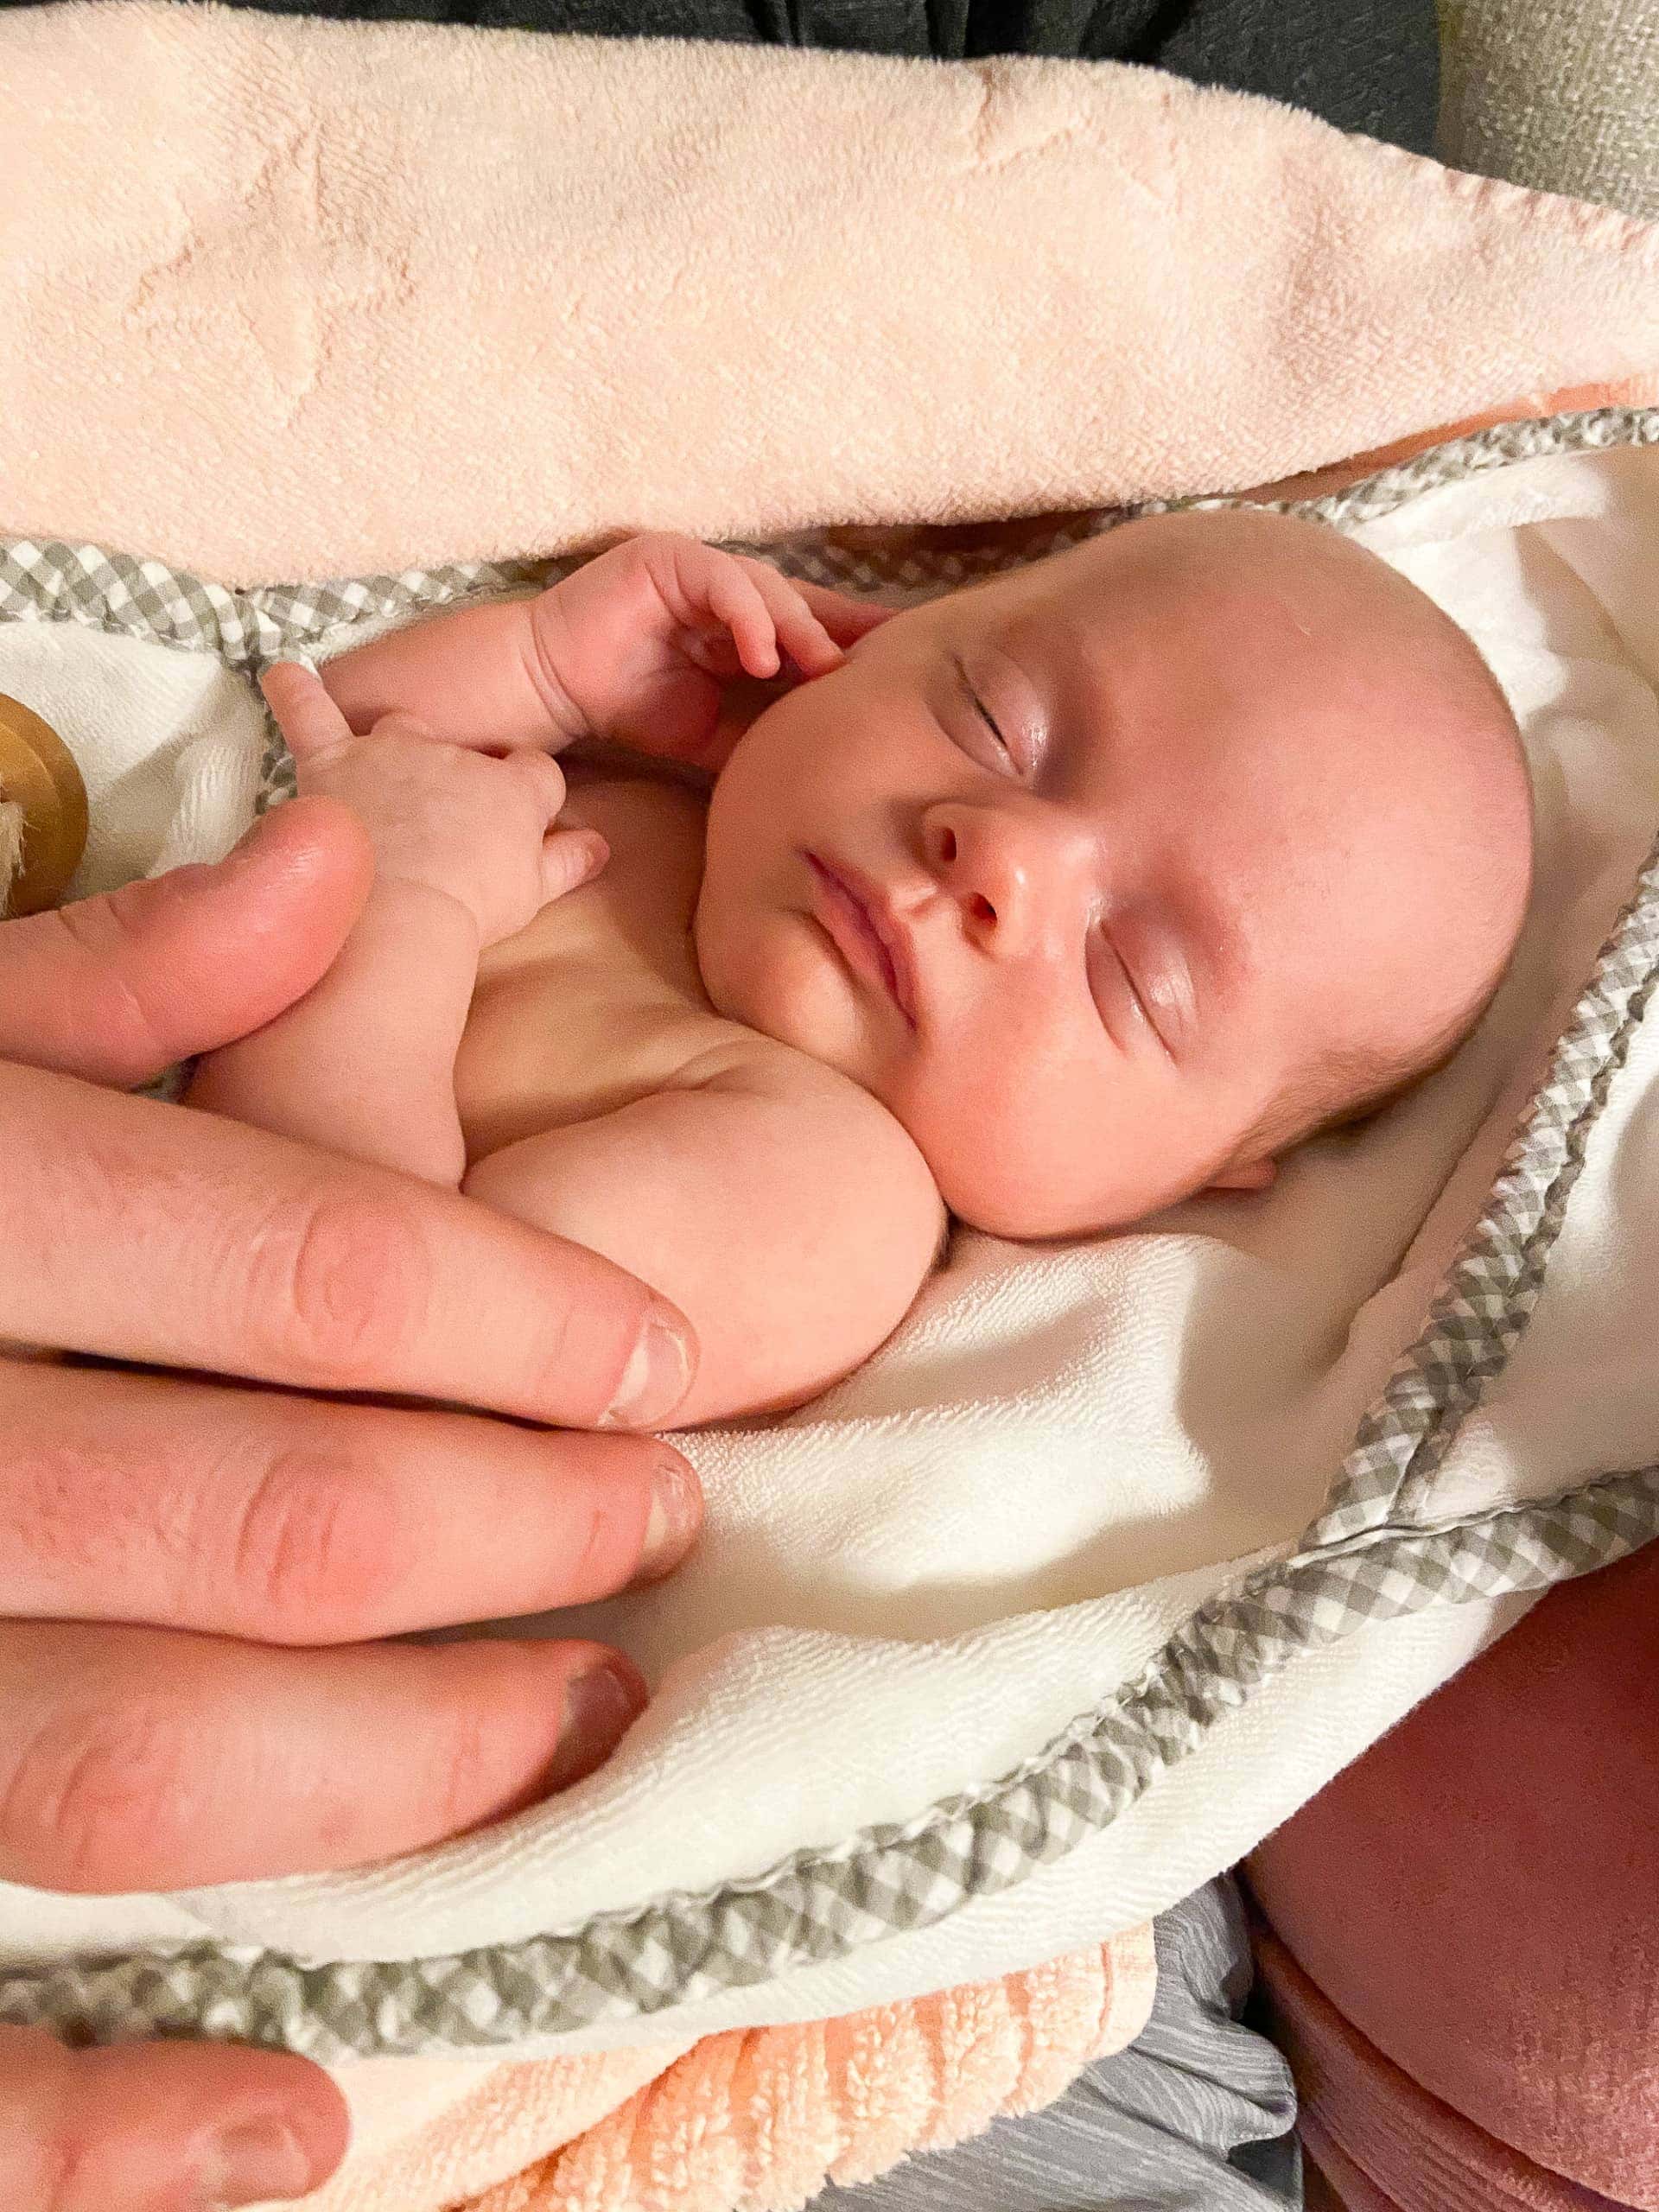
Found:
[939,827,957,865]
[969,893,996,925]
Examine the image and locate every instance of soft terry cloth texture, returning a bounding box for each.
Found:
[244,1929,1153,2212]
[0,2,1657,587]
[453,1931,1154,2212]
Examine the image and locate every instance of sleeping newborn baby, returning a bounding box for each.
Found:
[188,512,1535,1423]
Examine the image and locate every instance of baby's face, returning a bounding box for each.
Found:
[695,512,1523,1237]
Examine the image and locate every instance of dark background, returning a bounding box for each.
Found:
[10,0,1440,154]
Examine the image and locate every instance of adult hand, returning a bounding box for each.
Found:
[0,798,702,2209]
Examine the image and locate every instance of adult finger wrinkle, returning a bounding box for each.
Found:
[0,1406,161,1604]
[226,1441,411,1647]
[0,1070,205,1349]
[45,891,177,1084]
[0,1690,203,1895]
[245,1187,433,1392]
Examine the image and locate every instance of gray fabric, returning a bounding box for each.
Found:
[1438,0,1659,224]
[810,1876,1300,2211]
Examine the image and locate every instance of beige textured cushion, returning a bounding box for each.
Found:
[1439,0,1659,220]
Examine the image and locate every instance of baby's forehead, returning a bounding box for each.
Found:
[945,528,1332,701]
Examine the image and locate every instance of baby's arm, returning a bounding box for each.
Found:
[318,532,888,766]
[186,668,599,1185]
[463,1044,947,1425]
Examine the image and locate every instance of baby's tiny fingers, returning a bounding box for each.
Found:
[259,662,354,761]
[702,562,779,680]
[739,561,844,677]
[542,829,609,902]
[772,595,845,677]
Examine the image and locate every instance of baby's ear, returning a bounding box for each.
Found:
[1205,1157,1277,1195]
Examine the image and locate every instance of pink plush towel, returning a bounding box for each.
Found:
[280,1933,1155,2211]
[1,2,1656,586]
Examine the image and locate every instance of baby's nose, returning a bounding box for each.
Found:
[925,802,1071,953]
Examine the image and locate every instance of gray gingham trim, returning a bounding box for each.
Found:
[2,406,1657,2057]
[0,1472,1653,2062]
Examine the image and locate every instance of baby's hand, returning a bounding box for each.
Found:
[259,662,607,947]
[528,531,893,766]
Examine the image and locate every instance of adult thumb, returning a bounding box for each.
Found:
[0,798,374,1087]
[0,2024,348,2210]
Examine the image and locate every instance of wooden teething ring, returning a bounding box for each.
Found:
[0,692,89,917]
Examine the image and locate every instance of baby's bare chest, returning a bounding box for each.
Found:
[454,769,743,1162]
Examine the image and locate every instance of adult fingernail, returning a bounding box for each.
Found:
[638,1455,702,1582]
[548,1657,645,1789]
[193,2117,317,2208]
[599,1309,696,1429]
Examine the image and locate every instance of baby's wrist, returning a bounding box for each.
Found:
[363,869,485,962]
[526,586,599,748]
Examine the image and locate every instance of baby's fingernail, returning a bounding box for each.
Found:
[580,833,610,881]
[600,1309,696,1429]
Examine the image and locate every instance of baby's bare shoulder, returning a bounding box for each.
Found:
[466,1031,946,1423]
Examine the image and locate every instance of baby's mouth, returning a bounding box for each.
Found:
[804,852,918,1027]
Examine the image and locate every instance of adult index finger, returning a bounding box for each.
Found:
[0,1063,696,1431]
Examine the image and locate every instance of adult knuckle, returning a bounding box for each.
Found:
[48,893,174,1080]
[248,1190,432,1387]
[0,1433,122,1585]
[229,1443,409,1642]
[0,1700,193,1892]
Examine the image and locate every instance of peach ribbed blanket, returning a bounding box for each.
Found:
[300,1929,1154,2212]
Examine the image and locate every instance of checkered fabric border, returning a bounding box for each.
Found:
[2,407,1657,2057]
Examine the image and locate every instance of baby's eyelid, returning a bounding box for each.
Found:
[951,657,1020,774]
[1090,931,1171,1058]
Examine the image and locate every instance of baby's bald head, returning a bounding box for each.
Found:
[702,503,1537,1236]
[1149,509,1535,1169]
